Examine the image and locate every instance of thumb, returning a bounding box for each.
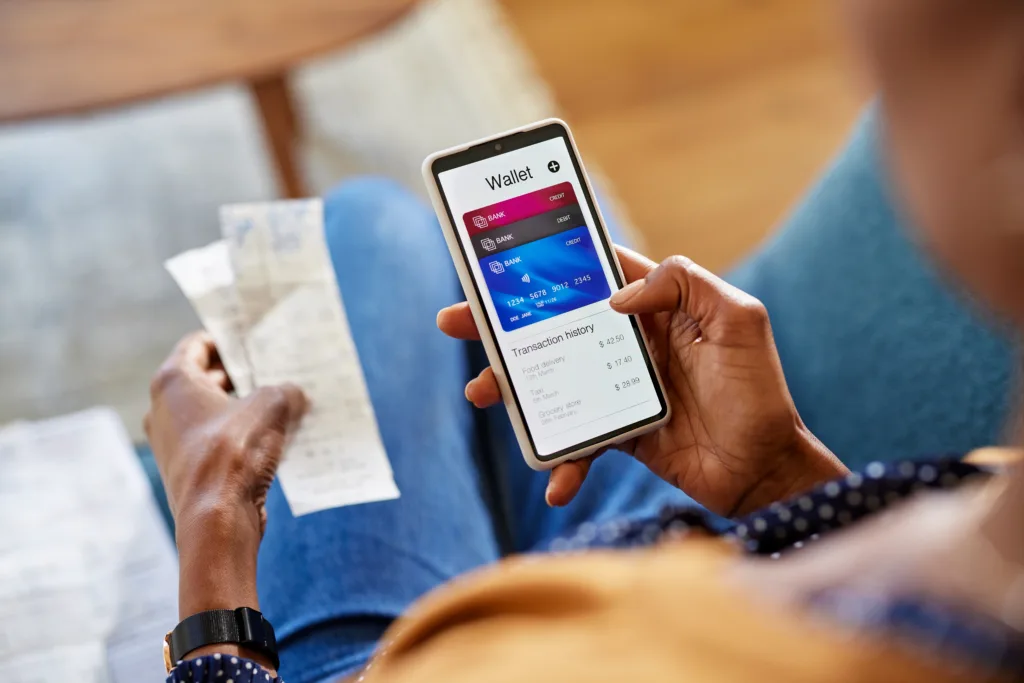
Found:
[546,456,595,507]
[609,255,769,342]
[613,244,658,283]
[242,383,309,441]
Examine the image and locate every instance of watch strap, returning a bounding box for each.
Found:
[167,607,279,670]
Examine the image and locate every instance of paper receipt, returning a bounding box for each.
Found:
[164,240,255,397]
[165,199,398,515]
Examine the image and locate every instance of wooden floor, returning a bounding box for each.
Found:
[502,0,864,271]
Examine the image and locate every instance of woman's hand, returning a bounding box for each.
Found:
[437,246,845,516]
[145,331,307,621]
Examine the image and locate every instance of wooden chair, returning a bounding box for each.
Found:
[0,0,418,197]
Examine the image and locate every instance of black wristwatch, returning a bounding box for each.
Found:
[163,607,279,672]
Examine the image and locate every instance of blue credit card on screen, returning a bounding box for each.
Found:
[480,225,611,331]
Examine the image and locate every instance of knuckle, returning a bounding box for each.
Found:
[207,429,246,462]
[659,254,694,275]
[257,386,292,423]
[733,295,770,326]
[149,364,185,399]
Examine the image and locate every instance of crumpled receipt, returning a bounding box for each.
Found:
[165,199,399,515]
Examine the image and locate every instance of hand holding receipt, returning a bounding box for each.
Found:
[165,200,398,516]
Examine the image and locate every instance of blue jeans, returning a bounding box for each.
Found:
[257,178,698,683]
[257,113,1012,683]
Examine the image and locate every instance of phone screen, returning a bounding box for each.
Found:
[433,124,667,460]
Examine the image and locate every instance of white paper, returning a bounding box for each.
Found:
[164,241,255,397]
[165,199,398,516]
[0,408,179,683]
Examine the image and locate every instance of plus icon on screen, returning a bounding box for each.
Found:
[547,160,560,173]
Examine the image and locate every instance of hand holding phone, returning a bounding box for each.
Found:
[439,245,846,515]
[426,119,843,513]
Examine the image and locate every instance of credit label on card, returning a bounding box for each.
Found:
[467,184,611,331]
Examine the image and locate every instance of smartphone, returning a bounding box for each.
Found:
[422,119,670,470]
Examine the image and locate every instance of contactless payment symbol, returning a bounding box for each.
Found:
[489,261,505,275]
[473,215,488,230]
[481,237,496,252]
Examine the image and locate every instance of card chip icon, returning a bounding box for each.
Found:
[481,237,496,252]
[489,261,505,275]
[473,215,488,230]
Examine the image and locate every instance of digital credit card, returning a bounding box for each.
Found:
[480,225,610,331]
[467,175,612,334]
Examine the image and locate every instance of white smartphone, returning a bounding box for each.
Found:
[423,119,670,470]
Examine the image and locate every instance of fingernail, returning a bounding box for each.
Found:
[610,280,645,306]
[545,481,557,506]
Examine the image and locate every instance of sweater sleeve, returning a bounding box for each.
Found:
[358,540,971,683]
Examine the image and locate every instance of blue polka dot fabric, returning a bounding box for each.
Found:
[546,457,987,554]
[166,653,283,683]
[732,458,985,555]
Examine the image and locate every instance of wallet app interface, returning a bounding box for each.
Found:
[438,136,663,456]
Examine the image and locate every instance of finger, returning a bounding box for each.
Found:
[150,331,219,399]
[168,330,217,372]
[613,245,658,283]
[245,383,309,437]
[608,255,768,342]
[205,368,231,391]
[546,456,594,507]
[465,366,502,408]
[203,349,236,393]
[437,303,482,341]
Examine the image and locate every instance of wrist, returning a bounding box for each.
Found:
[174,487,263,553]
[731,423,848,516]
[783,425,849,495]
[176,500,262,620]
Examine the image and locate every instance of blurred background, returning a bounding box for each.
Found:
[0,0,864,439]
[1,1,864,680]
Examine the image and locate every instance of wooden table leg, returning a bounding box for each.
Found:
[250,72,306,199]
